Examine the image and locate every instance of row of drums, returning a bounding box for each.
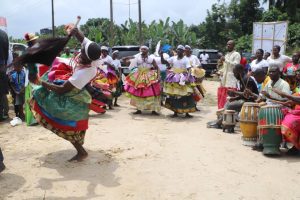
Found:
[219,103,284,155]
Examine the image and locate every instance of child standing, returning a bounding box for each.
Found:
[8,63,26,120]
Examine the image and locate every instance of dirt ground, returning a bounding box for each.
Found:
[1,80,300,200]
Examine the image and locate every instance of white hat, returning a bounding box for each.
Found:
[112,50,119,55]
[140,45,149,50]
[101,46,109,51]
[185,45,191,49]
[177,45,185,50]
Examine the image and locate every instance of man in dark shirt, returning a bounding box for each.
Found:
[0,29,8,173]
[208,64,258,128]
[0,29,9,122]
[226,64,259,111]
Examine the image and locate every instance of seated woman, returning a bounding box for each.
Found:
[282,53,300,93]
[30,26,101,162]
[273,88,300,155]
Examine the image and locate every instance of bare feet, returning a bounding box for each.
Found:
[171,113,178,118]
[151,111,159,115]
[185,113,193,118]
[0,162,5,173]
[68,152,88,162]
[133,110,142,115]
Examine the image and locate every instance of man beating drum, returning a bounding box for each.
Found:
[247,64,290,154]
[208,64,259,129]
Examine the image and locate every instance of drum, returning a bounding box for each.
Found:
[240,102,260,146]
[216,108,224,121]
[258,105,284,155]
[222,110,236,133]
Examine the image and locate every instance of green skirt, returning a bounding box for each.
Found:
[164,95,196,113]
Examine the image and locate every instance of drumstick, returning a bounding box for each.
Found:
[74,16,81,27]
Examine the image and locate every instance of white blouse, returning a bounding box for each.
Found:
[134,54,154,68]
[167,56,191,69]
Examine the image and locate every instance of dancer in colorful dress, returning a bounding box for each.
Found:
[161,45,196,118]
[184,45,206,110]
[124,46,161,115]
[98,46,118,109]
[111,50,122,106]
[29,26,101,161]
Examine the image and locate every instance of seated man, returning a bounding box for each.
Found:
[252,68,270,92]
[208,64,258,128]
[251,64,290,151]
[260,64,290,104]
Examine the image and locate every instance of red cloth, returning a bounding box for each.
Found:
[33,101,88,131]
[48,63,72,81]
[217,87,237,109]
[89,99,106,114]
[38,65,50,77]
[240,57,247,68]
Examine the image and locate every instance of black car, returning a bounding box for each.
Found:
[192,49,219,76]
[111,45,140,75]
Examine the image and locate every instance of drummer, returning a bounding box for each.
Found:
[251,65,290,151]
[253,68,270,92]
[260,64,290,104]
[208,64,258,128]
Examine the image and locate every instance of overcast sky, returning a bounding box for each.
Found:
[1,0,234,38]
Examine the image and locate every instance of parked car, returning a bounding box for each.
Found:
[192,49,219,76]
[111,45,140,75]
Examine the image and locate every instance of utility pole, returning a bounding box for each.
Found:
[128,0,131,20]
[110,0,114,46]
[138,0,142,45]
[51,0,55,37]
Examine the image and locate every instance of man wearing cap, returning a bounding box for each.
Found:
[29,26,101,162]
[161,45,196,118]
[185,45,206,109]
[124,45,161,115]
[23,33,40,126]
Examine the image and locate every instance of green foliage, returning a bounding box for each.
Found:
[235,34,253,52]
[261,7,288,22]
[288,23,300,48]
[8,0,299,55]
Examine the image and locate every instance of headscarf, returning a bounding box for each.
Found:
[84,41,101,61]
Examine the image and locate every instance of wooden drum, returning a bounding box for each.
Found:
[240,102,260,146]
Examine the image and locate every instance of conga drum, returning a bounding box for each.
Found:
[222,110,236,133]
[258,105,284,155]
[240,103,260,146]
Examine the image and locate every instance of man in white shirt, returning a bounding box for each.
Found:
[200,51,209,65]
[217,40,241,109]
[261,64,290,104]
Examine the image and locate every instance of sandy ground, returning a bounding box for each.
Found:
[1,80,300,200]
